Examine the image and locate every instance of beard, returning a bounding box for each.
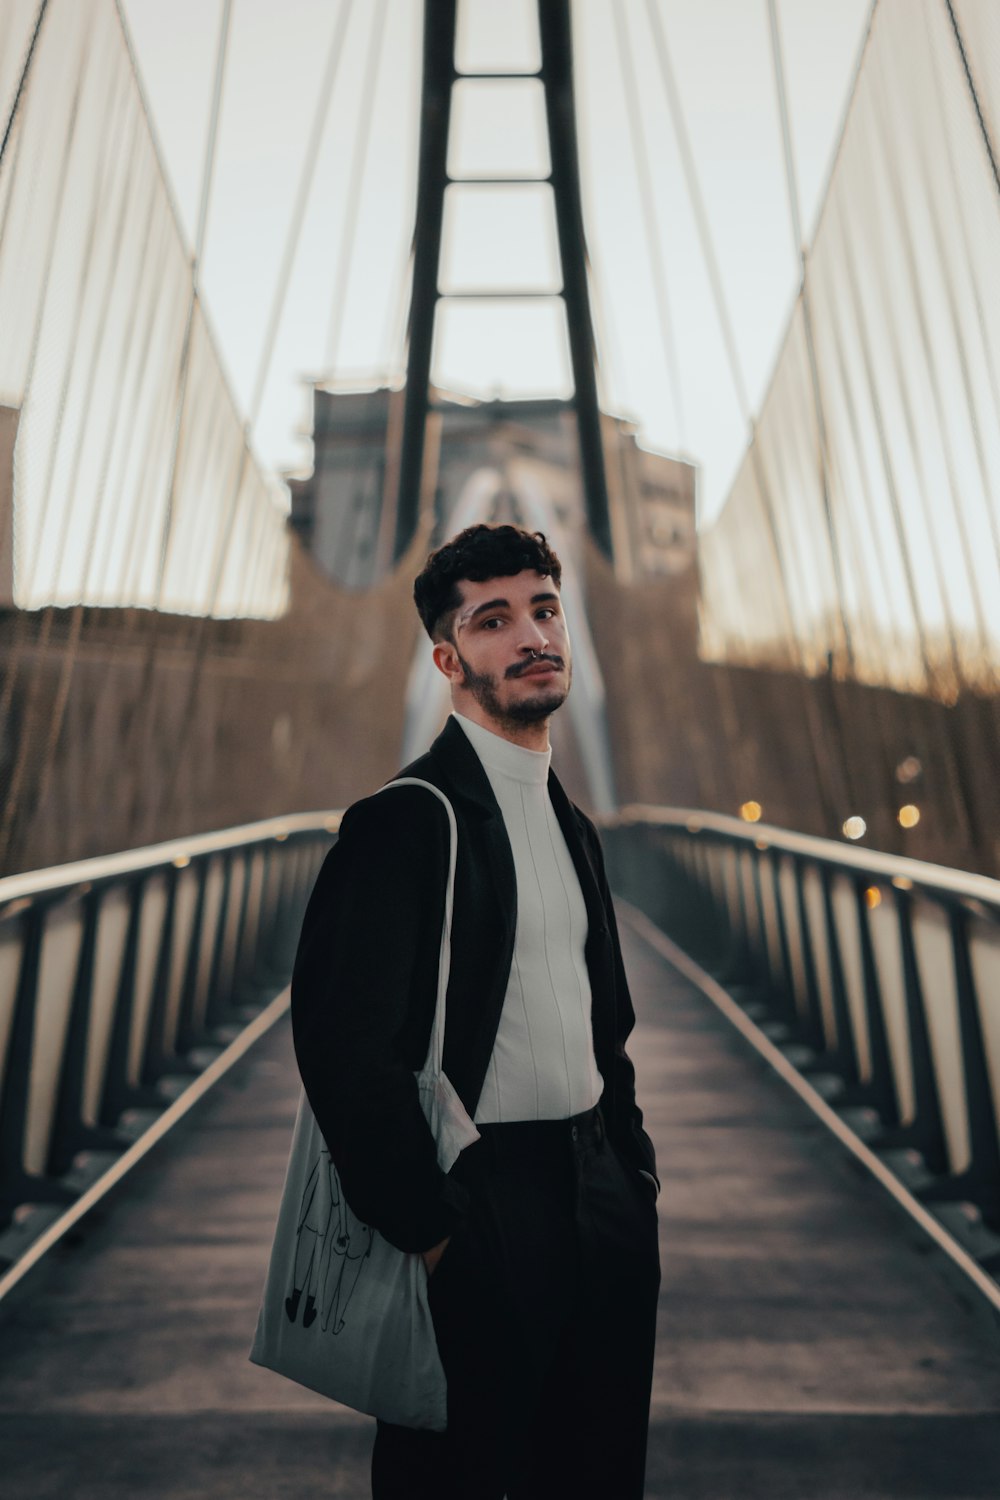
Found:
[457,652,570,728]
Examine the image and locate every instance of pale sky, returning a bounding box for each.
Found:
[121,0,872,524]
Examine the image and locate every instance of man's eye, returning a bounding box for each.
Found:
[537,608,556,621]
[482,617,503,629]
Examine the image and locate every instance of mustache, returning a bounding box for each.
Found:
[505,654,565,679]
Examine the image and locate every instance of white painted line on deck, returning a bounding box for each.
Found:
[0,987,292,1305]
[618,900,1000,1320]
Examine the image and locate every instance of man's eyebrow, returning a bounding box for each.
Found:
[531,591,559,605]
[456,597,509,628]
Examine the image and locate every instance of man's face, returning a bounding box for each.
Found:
[439,569,571,731]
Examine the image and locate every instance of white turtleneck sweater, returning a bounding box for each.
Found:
[454,713,604,1124]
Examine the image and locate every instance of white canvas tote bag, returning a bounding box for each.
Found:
[249,778,479,1431]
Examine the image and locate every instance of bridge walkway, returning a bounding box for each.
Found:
[1,911,999,1499]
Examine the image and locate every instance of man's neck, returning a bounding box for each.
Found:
[453,700,550,752]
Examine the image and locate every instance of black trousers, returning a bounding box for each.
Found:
[371,1106,661,1500]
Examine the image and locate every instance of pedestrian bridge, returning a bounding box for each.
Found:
[2,0,1000,1492]
[0,810,999,1498]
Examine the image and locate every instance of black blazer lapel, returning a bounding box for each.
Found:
[424,717,517,922]
[409,717,517,1114]
[547,771,617,1068]
[547,771,610,949]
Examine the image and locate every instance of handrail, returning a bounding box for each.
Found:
[0,811,343,909]
[601,809,1000,1282]
[0,813,342,1276]
[610,805,1000,908]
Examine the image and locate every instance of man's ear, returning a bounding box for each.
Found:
[432,638,464,688]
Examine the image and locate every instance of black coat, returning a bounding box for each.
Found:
[290,716,657,1253]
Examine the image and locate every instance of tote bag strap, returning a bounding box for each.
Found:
[374,777,457,1080]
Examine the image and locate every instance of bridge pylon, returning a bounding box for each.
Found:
[392,0,613,562]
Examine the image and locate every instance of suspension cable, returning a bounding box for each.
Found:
[0,0,50,171]
[766,0,803,255]
[248,0,354,429]
[610,3,685,446]
[150,0,233,607]
[642,0,751,424]
[194,0,233,269]
[116,0,237,814]
[152,1,375,828]
[766,0,853,667]
[324,0,389,374]
[923,0,1000,568]
[945,0,1000,200]
[640,0,805,672]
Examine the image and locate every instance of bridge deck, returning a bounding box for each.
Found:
[2,911,1000,1498]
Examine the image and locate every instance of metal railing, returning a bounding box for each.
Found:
[602,808,1000,1263]
[0,813,339,1266]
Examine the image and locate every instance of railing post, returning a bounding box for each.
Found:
[46,889,101,1176]
[228,850,255,1013]
[0,907,73,1226]
[0,910,43,1223]
[926,907,1000,1227]
[793,860,826,1052]
[176,857,209,1054]
[852,878,901,1127]
[769,854,798,1028]
[820,868,860,1087]
[141,864,181,1085]
[99,879,145,1127]
[205,853,236,1028]
[878,888,949,1174]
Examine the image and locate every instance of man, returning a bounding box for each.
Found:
[291,523,660,1499]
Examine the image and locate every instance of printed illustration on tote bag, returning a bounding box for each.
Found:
[283,1148,375,1335]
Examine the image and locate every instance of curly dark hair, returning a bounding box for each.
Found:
[413,523,563,640]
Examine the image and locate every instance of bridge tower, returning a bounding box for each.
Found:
[391,0,614,562]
